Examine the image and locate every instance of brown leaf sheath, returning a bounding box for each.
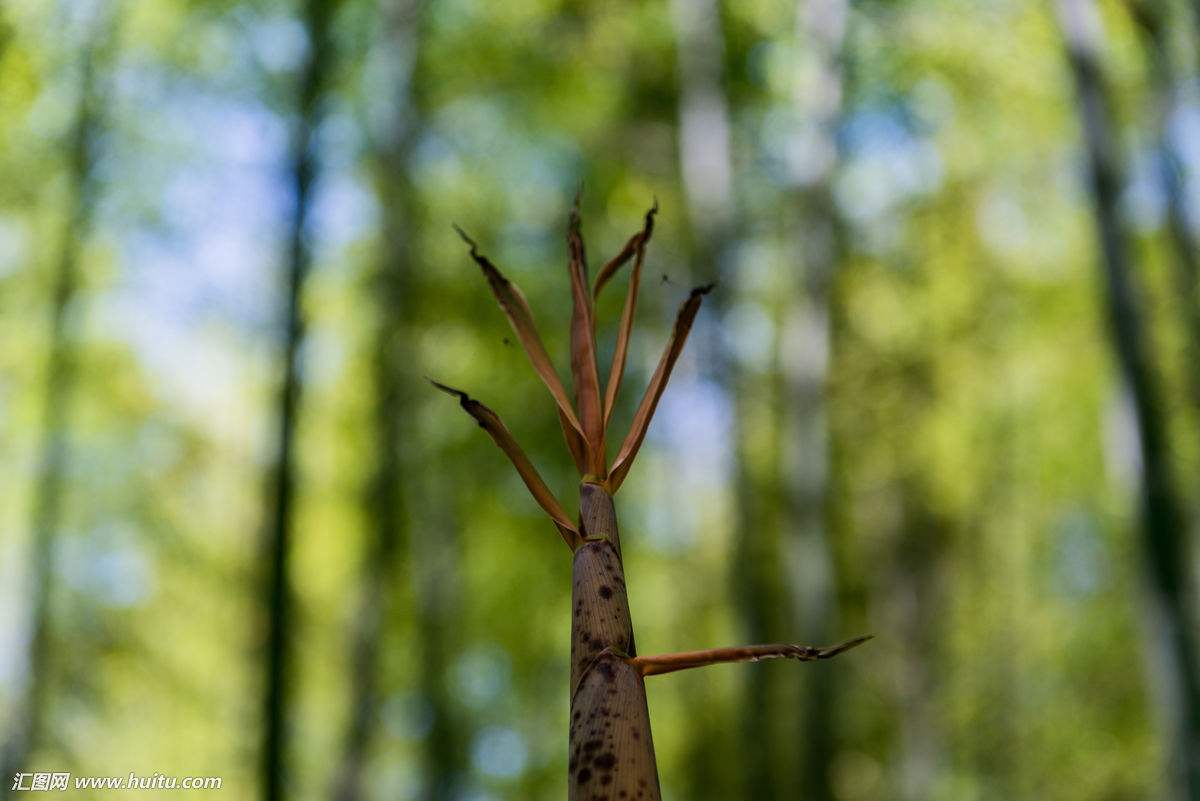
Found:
[599,205,657,428]
[569,484,660,801]
[571,541,633,691]
[570,653,660,801]
[592,201,657,300]
[607,284,714,492]
[628,635,873,677]
[431,381,581,548]
[567,203,605,476]
[453,225,588,459]
[558,407,590,476]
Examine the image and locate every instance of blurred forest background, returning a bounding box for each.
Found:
[3,0,1200,798]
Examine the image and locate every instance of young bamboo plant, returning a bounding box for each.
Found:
[434,200,869,801]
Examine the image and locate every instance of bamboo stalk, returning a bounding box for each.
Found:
[569,483,660,801]
[571,652,661,801]
[438,205,868,799]
[1056,1,1200,796]
[2,15,113,793]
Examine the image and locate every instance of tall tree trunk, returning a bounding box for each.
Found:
[260,1,339,798]
[1057,0,1200,797]
[667,3,748,796]
[784,0,849,795]
[330,2,425,799]
[1128,0,1200,422]
[890,483,948,801]
[968,411,1023,800]
[2,12,111,793]
[413,499,467,801]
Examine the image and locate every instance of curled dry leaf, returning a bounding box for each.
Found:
[593,200,657,300]
[607,283,715,492]
[557,407,589,476]
[599,204,657,428]
[566,202,605,475]
[453,224,588,472]
[430,380,581,549]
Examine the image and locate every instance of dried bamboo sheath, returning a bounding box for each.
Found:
[569,483,661,801]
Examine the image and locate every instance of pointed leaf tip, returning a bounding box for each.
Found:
[429,377,463,398]
[818,634,873,658]
[451,223,477,252]
[594,203,659,300]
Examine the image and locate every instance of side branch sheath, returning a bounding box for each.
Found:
[629,636,872,677]
[431,380,581,548]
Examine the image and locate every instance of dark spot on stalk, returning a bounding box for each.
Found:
[599,585,613,599]
[631,730,640,740]
[574,710,582,721]
[601,774,612,786]
[595,752,617,770]
[584,738,602,753]
[577,768,592,784]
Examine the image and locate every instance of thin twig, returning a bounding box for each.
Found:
[628,635,872,677]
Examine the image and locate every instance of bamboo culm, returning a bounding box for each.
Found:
[435,199,869,798]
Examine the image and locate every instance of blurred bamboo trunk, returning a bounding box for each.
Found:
[1128,0,1200,420]
[413,498,467,800]
[330,3,426,800]
[667,2,781,799]
[785,0,849,795]
[260,1,338,799]
[2,14,111,795]
[891,491,948,801]
[1057,0,1200,797]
